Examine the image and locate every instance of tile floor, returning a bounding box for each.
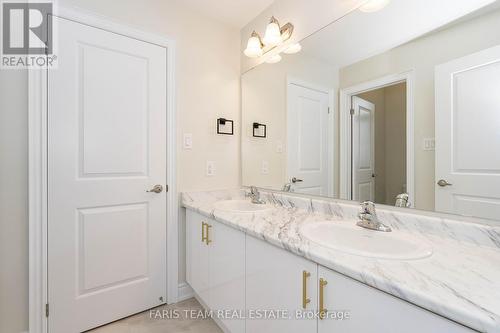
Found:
[87,298,222,333]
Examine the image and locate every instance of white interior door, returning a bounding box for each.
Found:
[352,96,375,202]
[48,17,167,332]
[287,83,330,196]
[435,44,500,221]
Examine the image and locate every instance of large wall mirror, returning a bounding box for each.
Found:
[241,0,500,221]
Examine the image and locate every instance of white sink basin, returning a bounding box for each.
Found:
[213,200,272,213]
[300,222,432,260]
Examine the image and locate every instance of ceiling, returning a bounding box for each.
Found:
[173,0,275,28]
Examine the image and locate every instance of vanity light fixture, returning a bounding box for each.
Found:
[359,0,391,13]
[243,16,295,58]
[265,54,282,64]
[263,16,282,46]
[283,43,302,54]
[244,31,263,58]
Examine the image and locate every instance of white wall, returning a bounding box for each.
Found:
[0,70,29,333]
[0,0,240,331]
[340,8,500,210]
[241,54,337,189]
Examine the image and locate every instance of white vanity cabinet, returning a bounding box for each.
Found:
[317,267,474,333]
[245,236,318,333]
[186,209,476,333]
[186,211,245,333]
[186,210,210,302]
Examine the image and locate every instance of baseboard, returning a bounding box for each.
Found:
[177,282,194,302]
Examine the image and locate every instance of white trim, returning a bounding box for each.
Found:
[339,70,415,206]
[28,7,177,333]
[177,282,194,302]
[28,69,48,333]
[286,76,335,197]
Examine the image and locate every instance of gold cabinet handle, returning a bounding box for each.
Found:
[201,222,207,243]
[302,270,311,309]
[205,224,212,245]
[319,278,328,320]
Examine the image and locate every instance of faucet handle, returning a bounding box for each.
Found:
[360,201,376,215]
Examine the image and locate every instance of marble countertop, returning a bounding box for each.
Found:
[182,189,500,333]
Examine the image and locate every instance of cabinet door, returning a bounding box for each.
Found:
[208,220,246,333]
[186,210,210,303]
[246,236,318,333]
[317,266,474,333]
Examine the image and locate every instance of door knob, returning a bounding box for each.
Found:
[291,177,303,183]
[437,179,452,187]
[147,184,163,193]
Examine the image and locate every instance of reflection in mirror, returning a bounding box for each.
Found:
[241,0,500,221]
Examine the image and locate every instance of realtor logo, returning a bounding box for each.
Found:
[2,2,52,54]
[1,1,56,68]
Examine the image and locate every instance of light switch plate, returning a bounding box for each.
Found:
[423,138,435,151]
[261,161,269,174]
[206,161,216,176]
[276,141,283,153]
[183,133,193,149]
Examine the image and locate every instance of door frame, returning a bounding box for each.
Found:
[286,76,335,197]
[28,7,177,333]
[339,70,415,205]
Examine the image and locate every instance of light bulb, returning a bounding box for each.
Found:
[283,43,302,54]
[265,54,282,64]
[359,0,390,12]
[263,17,282,46]
[244,32,263,58]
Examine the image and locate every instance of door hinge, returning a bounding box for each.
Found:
[165,184,169,192]
[350,108,355,116]
[327,107,331,114]
[45,303,49,317]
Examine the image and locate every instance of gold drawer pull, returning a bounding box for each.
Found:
[205,224,212,245]
[302,270,311,309]
[201,222,207,243]
[319,278,328,320]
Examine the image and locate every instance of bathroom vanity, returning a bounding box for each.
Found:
[185,6,500,331]
[183,189,500,333]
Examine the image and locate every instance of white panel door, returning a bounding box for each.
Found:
[246,236,318,333]
[48,17,167,332]
[287,83,331,196]
[435,45,500,220]
[352,96,375,202]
